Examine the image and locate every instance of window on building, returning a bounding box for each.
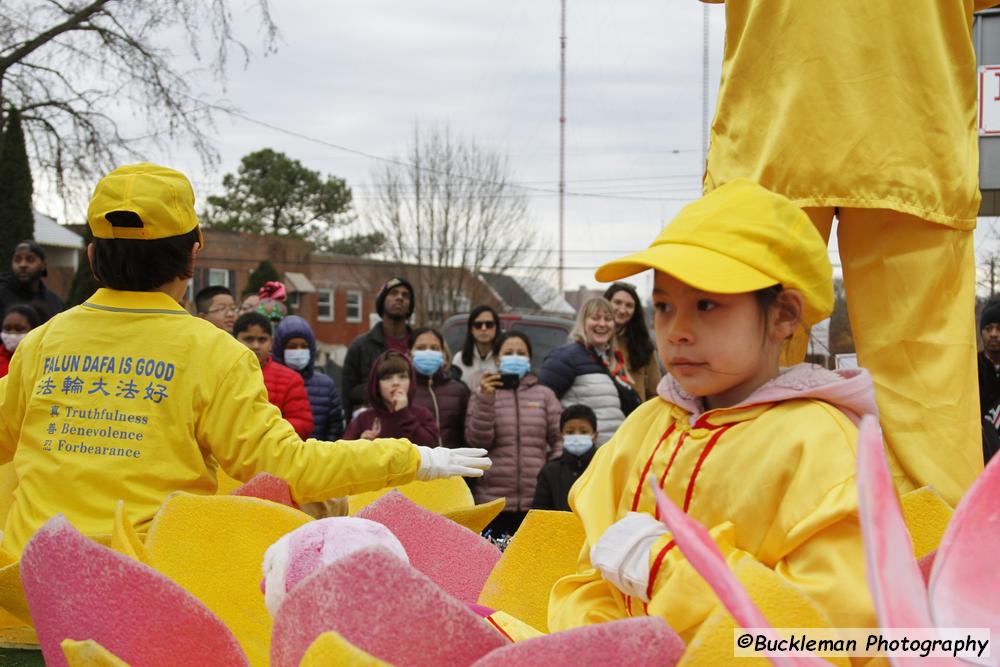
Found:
[317,289,334,322]
[207,268,230,288]
[346,290,363,323]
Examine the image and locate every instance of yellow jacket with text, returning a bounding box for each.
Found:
[549,364,902,638]
[0,289,420,553]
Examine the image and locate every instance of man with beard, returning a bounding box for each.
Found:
[0,241,65,323]
[341,277,415,417]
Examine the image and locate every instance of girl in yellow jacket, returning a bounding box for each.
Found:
[549,179,905,639]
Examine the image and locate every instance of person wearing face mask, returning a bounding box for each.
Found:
[466,331,563,537]
[273,316,345,441]
[0,305,40,378]
[532,404,598,511]
[408,327,470,448]
[539,298,640,446]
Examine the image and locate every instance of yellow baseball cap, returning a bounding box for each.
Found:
[595,179,833,328]
[87,163,203,247]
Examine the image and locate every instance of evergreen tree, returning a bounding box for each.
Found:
[243,260,281,298]
[0,109,35,265]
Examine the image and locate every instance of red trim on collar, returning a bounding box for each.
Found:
[654,432,689,519]
[631,424,676,512]
[683,424,734,512]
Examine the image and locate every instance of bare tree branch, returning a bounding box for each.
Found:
[366,125,553,325]
[0,0,277,203]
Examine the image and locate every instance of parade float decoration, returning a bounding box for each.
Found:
[0,423,995,666]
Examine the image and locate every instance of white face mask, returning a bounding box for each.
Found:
[562,434,594,456]
[283,348,311,370]
[1,332,25,352]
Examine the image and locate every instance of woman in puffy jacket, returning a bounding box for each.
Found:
[465,331,562,537]
[538,297,640,445]
[273,315,345,441]
[409,327,470,447]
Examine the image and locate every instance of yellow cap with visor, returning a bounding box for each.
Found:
[595,179,833,328]
[87,163,204,247]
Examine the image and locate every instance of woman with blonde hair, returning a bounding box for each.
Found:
[538,298,640,445]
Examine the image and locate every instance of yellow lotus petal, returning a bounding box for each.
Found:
[0,558,29,625]
[477,509,584,633]
[678,556,849,667]
[900,486,954,560]
[0,624,37,648]
[61,638,129,666]
[484,610,545,642]
[110,502,148,565]
[144,493,311,667]
[443,498,505,534]
[299,630,391,667]
[348,476,474,515]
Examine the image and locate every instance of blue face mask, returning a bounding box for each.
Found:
[562,434,594,456]
[498,354,530,378]
[411,349,444,376]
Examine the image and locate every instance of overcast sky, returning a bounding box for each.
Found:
[148,1,728,294]
[37,1,1000,294]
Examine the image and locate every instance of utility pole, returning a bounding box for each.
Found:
[559,0,567,295]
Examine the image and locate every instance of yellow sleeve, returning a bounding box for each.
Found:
[197,352,421,502]
[0,354,27,464]
[976,1,1000,11]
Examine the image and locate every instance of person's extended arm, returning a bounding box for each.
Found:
[199,353,488,502]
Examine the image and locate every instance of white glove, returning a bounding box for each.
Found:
[590,511,669,602]
[415,446,492,481]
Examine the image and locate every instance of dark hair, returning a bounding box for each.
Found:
[375,351,411,379]
[461,305,500,366]
[754,284,785,331]
[493,330,533,359]
[233,312,272,337]
[3,304,41,329]
[560,403,597,432]
[409,326,445,351]
[91,228,200,291]
[195,285,234,314]
[603,282,655,372]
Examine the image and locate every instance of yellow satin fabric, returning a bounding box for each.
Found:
[806,207,982,506]
[703,0,997,228]
[549,396,884,638]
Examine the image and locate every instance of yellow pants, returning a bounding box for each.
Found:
[805,207,982,507]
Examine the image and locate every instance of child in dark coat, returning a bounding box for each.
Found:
[532,404,597,512]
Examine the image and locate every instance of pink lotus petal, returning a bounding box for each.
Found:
[270,546,506,667]
[856,416,934,631]
[929,443,1000,659]
[471,616,684,667]
[231,473,298,508]
[21,515,248,667]
[649,477,825,667]
[357,490,500,602]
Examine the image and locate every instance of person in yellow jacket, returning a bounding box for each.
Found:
[549,180,905,638]
[697,0,999,507]
[0,163,491,554]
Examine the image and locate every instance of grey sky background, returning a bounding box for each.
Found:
[36,1,1000,294]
